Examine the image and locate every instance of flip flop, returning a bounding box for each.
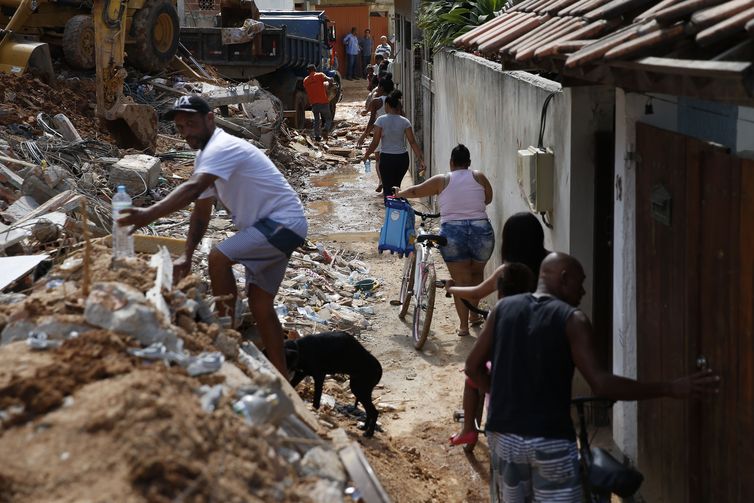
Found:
[449,430,478,446]
[457,329,470,337]
[375,184,383,192]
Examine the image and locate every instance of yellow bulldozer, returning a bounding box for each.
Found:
[0,0,181,151]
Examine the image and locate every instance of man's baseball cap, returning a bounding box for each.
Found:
[163,95,212,120]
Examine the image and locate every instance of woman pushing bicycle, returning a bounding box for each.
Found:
[393,144,494,337]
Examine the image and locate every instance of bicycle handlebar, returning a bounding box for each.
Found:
[386,196,440,220]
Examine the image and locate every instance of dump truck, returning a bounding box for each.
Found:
[0,0,181,150]
[180,3,341,129]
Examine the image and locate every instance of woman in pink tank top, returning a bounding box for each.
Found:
[393,144,494,336]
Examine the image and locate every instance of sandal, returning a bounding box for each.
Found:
[456,329,470,337]
[449,430,478,446]
[469,314,484,327]
[375,184,383,192]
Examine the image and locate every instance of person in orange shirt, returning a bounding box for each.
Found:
[303,64,334,141]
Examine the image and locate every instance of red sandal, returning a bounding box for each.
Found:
[449,430,478,446]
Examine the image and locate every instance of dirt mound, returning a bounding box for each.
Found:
[0,338,304,502]
[0,73,109,141]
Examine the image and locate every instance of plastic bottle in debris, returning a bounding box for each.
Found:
[364,159,371,173]
[112,185,134,258]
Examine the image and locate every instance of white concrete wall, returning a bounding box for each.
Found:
[431,50,615,322]
[432,50,569,286]
[612,89,639,461]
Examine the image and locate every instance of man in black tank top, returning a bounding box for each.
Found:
[466,252,720,503]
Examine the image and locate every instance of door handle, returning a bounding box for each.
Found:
[696,355,708,371]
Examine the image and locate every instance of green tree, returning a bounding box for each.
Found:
[418,0,510,51]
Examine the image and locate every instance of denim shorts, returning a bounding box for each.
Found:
[439,219,495,263]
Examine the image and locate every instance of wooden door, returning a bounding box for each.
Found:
[636,123,754,502]
[636,124,695,503]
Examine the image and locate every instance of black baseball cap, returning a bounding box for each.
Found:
[164,95,212,120]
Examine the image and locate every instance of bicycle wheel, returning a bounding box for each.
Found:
[398,253,416,320]
[412,264,436,350]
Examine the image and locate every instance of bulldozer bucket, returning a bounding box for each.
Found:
[0,39,54,82]
[103,96,158,154]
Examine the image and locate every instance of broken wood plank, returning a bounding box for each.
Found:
[2,196,39,223]
[327,148,355,158]
[0,254,50,291]
[338,443,392,503]
[0,162,23,189]
[695,5,754,46]
[13,190,83,227]
[0,154,37,169]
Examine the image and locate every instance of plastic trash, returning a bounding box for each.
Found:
[274,304,289,317]
[128,343,168,360]
[112,185,135,258]
[232,391,280,426]
[364,159,371,173]
[26,331,62,350]
[316,242,333,264]
[199,384,224,413]
[45,279,65,289]
[186,352,224,376]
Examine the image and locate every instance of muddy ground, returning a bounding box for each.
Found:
[299,79,490,502]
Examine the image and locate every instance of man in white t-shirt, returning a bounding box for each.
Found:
[119,96,307,375]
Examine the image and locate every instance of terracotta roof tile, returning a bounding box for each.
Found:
[455,0,754,69]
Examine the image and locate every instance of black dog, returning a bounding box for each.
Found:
[285,331,382,437]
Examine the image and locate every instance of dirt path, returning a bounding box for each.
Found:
[301,79,490,502]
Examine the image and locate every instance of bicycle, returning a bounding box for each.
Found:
[454,396,644,500]
[394,201,446,350]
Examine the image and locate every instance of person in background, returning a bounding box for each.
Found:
[467,252,720,503]
[360,28,373,78]
[358,74,395,192]
[363,90,425,200]
[303,64,334,142]
[393,144,494,336]
[343,27,361,80]
[449,262,535,448]
[445,212,550,307]
[375,35,392,59]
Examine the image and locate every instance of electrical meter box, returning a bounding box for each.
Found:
[516,146,554,212]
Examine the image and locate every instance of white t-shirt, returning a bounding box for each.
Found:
[195,128,305,231]
[374,114,411,155]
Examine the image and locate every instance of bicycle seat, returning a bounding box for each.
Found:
[587,447,644,498]
[416,234,447,246]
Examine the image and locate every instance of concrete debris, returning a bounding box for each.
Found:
[83,282,179,350]
[301,446,348,484]
[108,154,162,195]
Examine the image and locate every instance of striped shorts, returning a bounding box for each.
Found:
[488,432,582,503]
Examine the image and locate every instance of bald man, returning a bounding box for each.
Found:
[466,252,719,503]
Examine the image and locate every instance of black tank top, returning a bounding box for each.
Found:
[485,293,578,440]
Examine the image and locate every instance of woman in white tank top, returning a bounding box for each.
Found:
[393,144,494,336]
[358,75,395,193]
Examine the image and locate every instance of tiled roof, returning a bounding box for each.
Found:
[454,0,754,68]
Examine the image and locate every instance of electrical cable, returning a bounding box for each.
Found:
[538,91,558,149]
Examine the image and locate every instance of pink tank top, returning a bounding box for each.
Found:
[438,169,488,224]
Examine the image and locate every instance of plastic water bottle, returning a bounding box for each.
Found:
[112,185,134,258]
[364,159,371,173]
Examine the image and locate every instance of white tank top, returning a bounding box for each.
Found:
[375,96,387,119]
[438,169,488,224]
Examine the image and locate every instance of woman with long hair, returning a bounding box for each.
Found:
[361,90,426,199]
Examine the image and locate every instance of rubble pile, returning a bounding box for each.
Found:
[0,244,364,502]
[0,71,387,502]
